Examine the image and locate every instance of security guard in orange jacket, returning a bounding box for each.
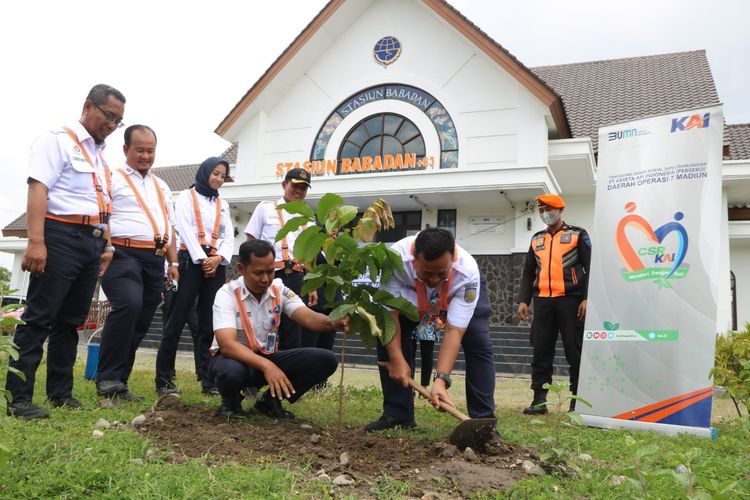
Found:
[517,194,591,414]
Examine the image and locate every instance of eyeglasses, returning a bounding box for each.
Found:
[91,102,124,128]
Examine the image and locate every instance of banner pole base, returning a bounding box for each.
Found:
[579,414,717,440]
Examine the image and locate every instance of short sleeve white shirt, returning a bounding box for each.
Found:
[211,277,305,352]
[380,235,481,329]
[244,197,304,264]
[109,164,174,241]
[174,188,234,265]
[29,121,111,218]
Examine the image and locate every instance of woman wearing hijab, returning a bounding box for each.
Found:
[155,157,234,396]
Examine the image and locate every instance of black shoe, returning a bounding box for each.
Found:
[364,414,416,432]
[217,401,246,419]
[202,387,220,396]
[7,401,50,420]
[522,390,549,415]
[156,382,180,397]
[254,392,295,419]
[96,380,127,398]
[48,396,82,409]
[115,390,144,402]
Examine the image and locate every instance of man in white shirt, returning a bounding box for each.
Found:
[96,125,178,400]
[6,84,125,420]
[211,239,345,418]
[244,168,317,351]
[365,228,497,431]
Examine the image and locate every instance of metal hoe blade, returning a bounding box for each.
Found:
[448,417,497,451]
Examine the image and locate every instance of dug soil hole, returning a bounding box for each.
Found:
[139,405,538,497]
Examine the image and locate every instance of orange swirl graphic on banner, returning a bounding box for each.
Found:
[616,202,658,272]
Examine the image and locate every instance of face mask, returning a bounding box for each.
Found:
[540,210,560,226]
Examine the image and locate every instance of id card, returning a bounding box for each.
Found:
[266,332,277,353]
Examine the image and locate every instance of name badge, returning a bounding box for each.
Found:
[265,332,277,353]
[534,237,545,250]
[560,233,572,244]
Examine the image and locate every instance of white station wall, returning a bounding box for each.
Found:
[230,0,553,257]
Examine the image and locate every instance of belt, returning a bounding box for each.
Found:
[46,217,105,239]
[46,213,109,225]
[179,243,217,256]
[114,237,168,256]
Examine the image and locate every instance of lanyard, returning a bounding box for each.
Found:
[233,286,281,354]
[190,188,222,255]
[116,169,170,243]
[409,238,457,321]
[61,126,111,223]
[415,274,452,322]
[273,201,306,262]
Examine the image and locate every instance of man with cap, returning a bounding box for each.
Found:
[517,194,591,414]
[244,167,317,351]
[6,84,125,419]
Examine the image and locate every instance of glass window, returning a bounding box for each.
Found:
[337,113,425,173]
[438,209,457,236]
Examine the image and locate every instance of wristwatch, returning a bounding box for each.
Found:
[433,372,452,389]
[169,262,179,267]
[103,245,115,253]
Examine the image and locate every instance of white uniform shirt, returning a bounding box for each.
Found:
[174,188,233,265]
[244,197,304,265]
[380,235,481,329]
[109,164,174,241]
[28,121,111,218]
[212,277,305,352]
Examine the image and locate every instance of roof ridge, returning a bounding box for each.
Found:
[531,49,707,70]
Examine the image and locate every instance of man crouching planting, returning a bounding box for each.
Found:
[210,239,348,418]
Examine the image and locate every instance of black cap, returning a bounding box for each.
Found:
[284,167,311,188]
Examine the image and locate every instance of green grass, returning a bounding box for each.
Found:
[1,349,749,498]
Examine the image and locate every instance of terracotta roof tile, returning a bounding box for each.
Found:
[532,50,720,152]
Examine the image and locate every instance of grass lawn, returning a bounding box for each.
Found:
[1,348,748,498]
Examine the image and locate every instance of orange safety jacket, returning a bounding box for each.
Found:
[518,223,591,303]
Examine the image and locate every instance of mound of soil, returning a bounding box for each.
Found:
[138,402,540,497]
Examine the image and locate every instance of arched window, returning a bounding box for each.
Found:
[338,113,425,164]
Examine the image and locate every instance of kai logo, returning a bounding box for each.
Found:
[615,201,689,288]
[670,112,710,133]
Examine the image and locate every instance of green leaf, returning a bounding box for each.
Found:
[304,233,329,265]
[301,276,325,296]
[292,226,324,264]
[275,216,311,243]
[304,264,330,280]
[6,367,24,381]
[336,205,358,228]
[333,233,358,253]
[385,247,404,269]
[380,310,396,346]
[567,412,584,426]
[635,443,659,459]
[316,193,343,224]
[328,304,358,321]
[277,201,314,219]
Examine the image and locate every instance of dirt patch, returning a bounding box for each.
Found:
[138,402,538,497]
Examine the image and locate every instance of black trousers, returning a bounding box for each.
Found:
[161,288,201,379]
[6,219,103,403]
[276,270,304,351]
[212,348,337,403]
[96,246,164,385]
[529,295,584,393]
[375,278,496,420]
[155,251,225,389]
[409,339,435,388]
